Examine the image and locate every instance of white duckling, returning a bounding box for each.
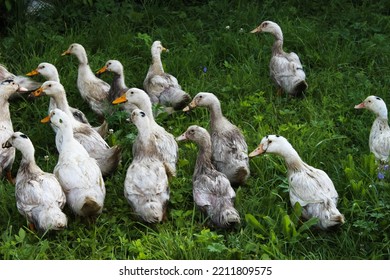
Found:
[35,81,121,176]
[355,95,390,163]
[251,21,307,96]
[96,59,129,102]
[42,109,106,217]
[124,109,170,223]
[62,43,110,119]
[177,125,240,228]
[143,40,191,113]
[2,132,67,231]
[26,63,107,136]
[113,88,177,177]
[183,92,250,186]
[249,135,344,230]
[0,80,27,183]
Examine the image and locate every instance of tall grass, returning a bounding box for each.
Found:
[0,0,389,259]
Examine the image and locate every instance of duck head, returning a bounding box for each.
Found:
[355,95,388,119]
[0,80,28,99]
[26,62,59,81]
[249,134,291,157]
[32,80,65,98]
[96,60,123,75]
[183,92,219,112]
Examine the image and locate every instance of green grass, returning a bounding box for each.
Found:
[1,0,390,259]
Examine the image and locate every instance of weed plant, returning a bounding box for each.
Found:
[0,0,389,259]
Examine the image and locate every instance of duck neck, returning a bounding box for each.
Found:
[137,99,155,125]
[372,117,390,135]
[280,148,305,172]
[151,52,164,75]
[271,28,284,56]
[0,98,10,122]
[51,94,73,117]
[57,123,75,149]
[113,73,126,90]
[208,101,224,130]
[20,149,37,169]
[194,137,214,173]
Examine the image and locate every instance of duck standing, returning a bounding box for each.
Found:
[33,81,120,176]
[3,132,67,231]
[355,96,390,164]
[143,40,191,113]
[113,88,177,177]
[177,125,240,228]
[251,21,307,96]
[183,92,250,186]
[62,43,110,119]
[42,109,106,217]
[124,109,170,223]
[0,80,27,183]
[249,135,344,230]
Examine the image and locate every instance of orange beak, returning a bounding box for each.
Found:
[61,50,70,56]
[249,144,265,158]
[96,65,107,75]
[32,87,44,97]
[250,26,262,33]
[112,94,128,105]
[40,115,51,123]
[182,100,197,112]
[26,69,39,76]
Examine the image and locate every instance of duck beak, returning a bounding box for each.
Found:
[2,141,12,149]
[26,69,39,76]
[183,100,197,112]
[40,115,51,123]
[32,87,44,97]
[96,65,107,75]
[354,102,365,109]
[112,94,127,105]
[249,144,265,157]
[61,49,70,56]
[17,86,28,92]
[176,133,187,141]
[250,26,261,33]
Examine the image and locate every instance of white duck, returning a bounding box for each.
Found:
[143,40,191,113]
[249,135,344,230]
[251,21,307,96]
[355,95,390,163]
[124,109,170,223]
[1,64,41,100]
[0,80,27,183]
[35,81,121,176]
[2,132,67,231]
[42,109,106,217]
[176,125,240,228]
[62,43,110,118]
[26,62,107,136]
[183,92,250,186]
[113,88,178,177]
[96,59,129,102]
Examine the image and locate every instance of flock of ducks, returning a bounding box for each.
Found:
[1,20,384,233]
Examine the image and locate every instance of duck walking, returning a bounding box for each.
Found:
[2,132,67,232]
[42,109,106,217]
[249,135,344,230]
[183,92,250,186]
[177,125,240,228]
[251,21,307,96]
[355,95,390,163]
[124,109,170,223]
[143,40,191,113]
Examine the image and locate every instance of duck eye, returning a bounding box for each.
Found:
[59,119,63,123]
[140,112,145,117]
[130,91,134,94]
[42,65,45,69]
[276,135,280,137]
[199,95,203,99]
[48,84,52,87]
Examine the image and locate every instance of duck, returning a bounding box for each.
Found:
[1,64,41,100]
[143,40,191,113]
[61,43,110,119]
[96,59,129,102]
[176,125,240,228]
[355,95,390,163]
[26,62,108,137]
[249,135,344,230]
[41,109,106,217]
[2,132,67,231]
[183,92,250,186]
[251,21,307,97]
[124,109,170,223]
[34,81,121,176]
[0,80,27,183]
[112,88,177,177]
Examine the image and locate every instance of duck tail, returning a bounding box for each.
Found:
[81,196,103,217]
[97,145,121,176]
[94,120,109,138]
[32,206,67,231]
[291,80,308,97]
